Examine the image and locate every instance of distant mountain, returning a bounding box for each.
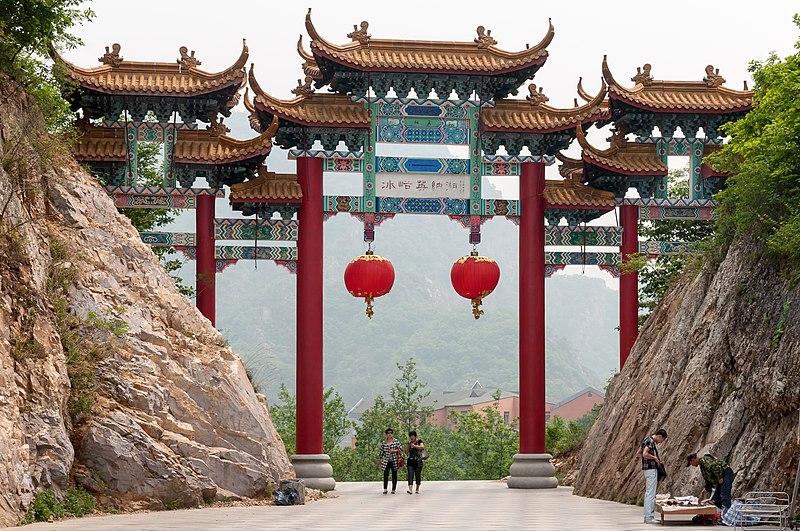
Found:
[171,112,620,407]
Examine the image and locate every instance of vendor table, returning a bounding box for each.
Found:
[655,502,718,525]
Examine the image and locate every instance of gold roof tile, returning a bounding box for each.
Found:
[173,116,278,164]
[544,175,616,208]
[305,9,551,75]
[602,56,752,113]
[229,172,302,202]
[72,117,278,166]
[555,152,584,179]
[52,40,248,97]
[482,80,609,133]
[71,124,127,161]
[576,126,668,175]
[249,65,369,127]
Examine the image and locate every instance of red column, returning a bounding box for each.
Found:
[519,161,546,454]
[195,194,216,326]
[295,156,324,455]
[619,204,639,368]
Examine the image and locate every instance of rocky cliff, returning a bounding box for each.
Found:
[574,235,799,501]
[0,77,292,526]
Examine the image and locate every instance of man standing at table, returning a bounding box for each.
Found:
[639,429,668,524]
[687,452,735,512]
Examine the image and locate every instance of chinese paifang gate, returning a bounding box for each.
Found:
[57,10,752,490]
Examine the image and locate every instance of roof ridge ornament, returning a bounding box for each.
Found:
[475,26,498,49]
[206,115,230,137]
[631,63,653,86]
[703,65,726,88]
[347,21,371,45]
[178,46,202,69]
[606,128,628,149]
[292,76,315,97]
[526,83,549,106]
[99,43,123,66]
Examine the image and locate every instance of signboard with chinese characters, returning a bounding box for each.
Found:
[375,174,470,199]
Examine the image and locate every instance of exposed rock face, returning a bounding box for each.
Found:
[0,77,292,525]
[574,236,800,502]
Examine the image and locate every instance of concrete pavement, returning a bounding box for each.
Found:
[20,481,695,530]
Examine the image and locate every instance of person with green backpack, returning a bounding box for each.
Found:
[405,431,427,494]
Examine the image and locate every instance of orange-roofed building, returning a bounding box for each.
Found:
[549,387,605,421]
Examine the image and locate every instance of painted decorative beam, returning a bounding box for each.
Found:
[545,226,623,247]
[639,240,700,255]
[482,155,555,176]
[376,116,470,145]
[214,218,298,241]
[376,156,470,175]
[139,232,195,246]
[545,251,621,266]
[617,198,717,208]
[173,246,297,261]
[105,186,224,209]
[635,136,724,147]
[289,149,364,160]
[215,246,297,261]
[618,197,717,221]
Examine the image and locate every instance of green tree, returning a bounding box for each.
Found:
[448,390,519,480]
[637,168,715,321]
[270,384,353,456]
[389,357,433,433]
[0,0,94,134]
[706,15,800,270]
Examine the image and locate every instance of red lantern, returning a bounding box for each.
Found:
[344,250,395,319]
[450,252,501,319]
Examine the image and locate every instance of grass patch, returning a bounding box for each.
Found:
[772,300,791,351]
[19,487,96,524]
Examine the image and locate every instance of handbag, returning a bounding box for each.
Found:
[420,449,429,460]
[398,456,405,468]
[657,463,667,482]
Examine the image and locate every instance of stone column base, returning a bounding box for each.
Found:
[290,454,335,491]
[507,453,558,489]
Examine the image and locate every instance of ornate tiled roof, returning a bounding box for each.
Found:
[72,123,126,161]
[576,126,667,175]
[229,172,302,202]
[555,152,584,179]
[602,56,752,113]
[482,80,609,132]
[72,117,278,166]
[544,175,616,208]
[249,65,369,127]
[173,116,278,164]
[297,35,322,80]
[52,40,248,97]
[305,9,552,75]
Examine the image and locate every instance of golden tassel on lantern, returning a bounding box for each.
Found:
[365,294,375,319]
[471,298,484,320]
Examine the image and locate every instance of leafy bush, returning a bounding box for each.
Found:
[20,487,95,523]
[706,15,800,271]
[546,405,601,456]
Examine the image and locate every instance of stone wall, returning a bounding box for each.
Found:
[574,235,800,502]
[0,77,292,525]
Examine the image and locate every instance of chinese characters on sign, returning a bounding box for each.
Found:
[375,175,470,199]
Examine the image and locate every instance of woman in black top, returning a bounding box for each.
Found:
[405,430,425,494]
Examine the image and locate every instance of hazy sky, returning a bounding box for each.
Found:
[67,1,797,106]
[63,1,799,287]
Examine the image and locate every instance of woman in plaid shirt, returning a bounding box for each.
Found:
[379,428,403,494]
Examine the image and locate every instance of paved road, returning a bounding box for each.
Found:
[21,482,694,530]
